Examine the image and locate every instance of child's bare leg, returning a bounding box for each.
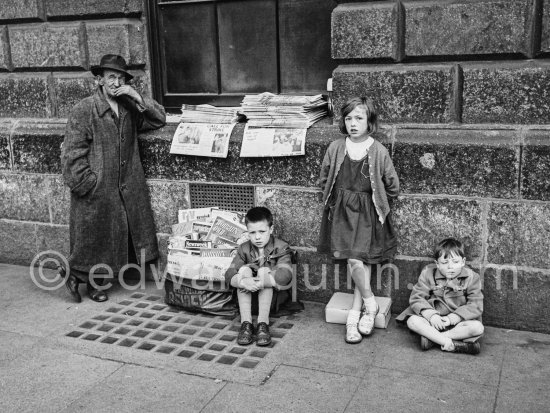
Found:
[256,287,273,346]
[348,259,373,300]
[351,285,363,312]
[348,259,378,336]
[237,289,252,323]
[257,287,273,324]
[407,315,453,349]
[442,320,484,341]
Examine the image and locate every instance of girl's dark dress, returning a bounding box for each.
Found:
[318,154,396,263]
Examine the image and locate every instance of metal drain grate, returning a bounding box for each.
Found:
[65,293,298,369]
[189,183,254,212]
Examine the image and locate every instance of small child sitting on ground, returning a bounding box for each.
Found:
[224,207,295,346]
[396,238,484,354]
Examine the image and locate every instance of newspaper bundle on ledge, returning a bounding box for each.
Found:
[240,125,306,157]
[169,122,236,158]
[166,207,247,282]
[180,104,241,124]
[240,92,328,129]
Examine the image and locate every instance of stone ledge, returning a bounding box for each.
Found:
[332,2,397,59]
[139,123,336,187]
[404,0,531,58]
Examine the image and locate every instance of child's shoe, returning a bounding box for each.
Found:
[345,322,362,344]
[256,322,271,347]
[358,304,378,336]
[420,336,435,351]
[237,321,254,345]
[452,340,481,355]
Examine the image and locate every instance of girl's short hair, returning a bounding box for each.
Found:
[434,238,466,260]
[339,97,379,135]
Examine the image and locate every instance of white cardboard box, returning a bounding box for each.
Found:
[325,292,392,329]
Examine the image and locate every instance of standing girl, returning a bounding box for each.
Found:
[318,97,399,343]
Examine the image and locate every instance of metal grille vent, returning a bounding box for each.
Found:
[189,184,254,212]
[64,293,298,370]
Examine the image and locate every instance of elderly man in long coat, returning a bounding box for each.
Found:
[61,54,166,302]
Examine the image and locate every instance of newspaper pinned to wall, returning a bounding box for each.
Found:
[170,122,236,158]
[240,125,306,157]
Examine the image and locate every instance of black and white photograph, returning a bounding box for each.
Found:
[1,0,549,412]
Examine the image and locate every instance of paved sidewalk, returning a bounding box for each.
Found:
[1,263,549,413]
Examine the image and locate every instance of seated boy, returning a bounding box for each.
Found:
[224,207,294,346]
[396,238,484,354]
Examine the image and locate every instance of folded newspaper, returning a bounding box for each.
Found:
[170,122,236,158]
[180,104,241,124]
[240,125,306,157]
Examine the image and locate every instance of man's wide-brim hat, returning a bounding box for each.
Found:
[91,54,133,80]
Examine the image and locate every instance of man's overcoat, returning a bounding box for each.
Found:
[61,88,166,273]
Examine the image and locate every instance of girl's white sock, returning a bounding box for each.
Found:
[347,309,361,325]
[363,295,377,314]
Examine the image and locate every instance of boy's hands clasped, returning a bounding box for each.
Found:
[429,314,450,330]
[429,313,462,330]
[239,277,261,292]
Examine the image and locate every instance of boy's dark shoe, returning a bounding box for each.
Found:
[452,340,480,355]
[420,336,435,351]
[237,321,254,345]
[87,282,108,302]
[61,267,82,303]
[256,322,272,347]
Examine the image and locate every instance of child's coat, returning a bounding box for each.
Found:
[396,264,483,322]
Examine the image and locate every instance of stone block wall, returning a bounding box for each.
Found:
[0,0,148,118]
[0,0,549,333]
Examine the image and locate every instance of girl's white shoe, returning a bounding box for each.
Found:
[358,304,379,336]
[345,309,362,344]
[345,322,363,344]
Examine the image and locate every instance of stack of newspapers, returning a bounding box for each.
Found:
[166,207,247,282]
[180,104,241,124]
[240,92,328,128]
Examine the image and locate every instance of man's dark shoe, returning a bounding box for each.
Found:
[420,336,435,351]
[87,282,108,302]
[256,322,272,347]
[452,340,480,355]
[237,321,254,345]
[61,268,82,303]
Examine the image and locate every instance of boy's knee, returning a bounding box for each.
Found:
[406,315,425,331]
[470,321,484,336]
